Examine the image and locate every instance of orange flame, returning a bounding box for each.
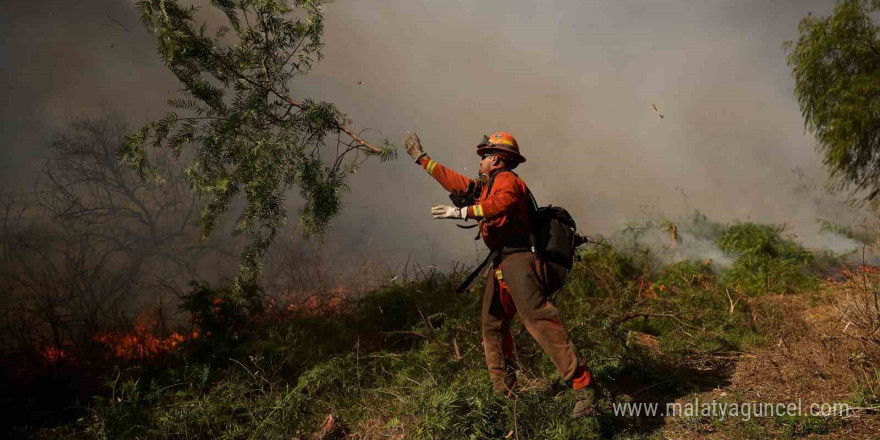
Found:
[92,326,197,360]
[38,311,198,363]
[278,285,348,314]
[39,345,68,363]
[285,292,344,313]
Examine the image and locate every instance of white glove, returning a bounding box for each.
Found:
[431,204,467,220]
[404,131,427,163]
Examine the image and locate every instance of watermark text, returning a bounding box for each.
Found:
[612,399,852,421]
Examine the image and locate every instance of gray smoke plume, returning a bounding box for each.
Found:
[2,0,860,277]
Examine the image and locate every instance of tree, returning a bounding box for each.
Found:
[41,112,230,282]
[786,0,880,199]
[121,0,395,296]
[0,112,228,362]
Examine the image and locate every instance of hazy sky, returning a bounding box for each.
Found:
[0,0,846,271]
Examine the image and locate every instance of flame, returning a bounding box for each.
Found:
[825,263,880,284]
[38,288,351,363]
[92,326,197,360]
[39,345,68,363]
[38,311,198,363]
[286,294,343,313]
[283,286,347,314]
[92,310,198,360]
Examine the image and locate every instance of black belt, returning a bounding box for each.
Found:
[456,246,533,293]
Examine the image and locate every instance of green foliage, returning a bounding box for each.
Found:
[120,0,395,296]
[616,211,836,296]
[656,260,715,292]
[786,0,880,199]
[716,222,819,295]
[31,218,858,439]
[178,280,265,360]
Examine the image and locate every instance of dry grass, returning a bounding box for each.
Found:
[663,272,880,440]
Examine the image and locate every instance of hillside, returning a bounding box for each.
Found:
[12,220,880,440]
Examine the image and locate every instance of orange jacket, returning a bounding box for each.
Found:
[418,155,532,251]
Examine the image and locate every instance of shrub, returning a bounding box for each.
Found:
[716,222,819,295]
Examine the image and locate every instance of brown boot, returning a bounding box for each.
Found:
[490,374,518,398]
[571,386,599,419]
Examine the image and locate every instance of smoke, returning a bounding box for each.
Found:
[1,0,858,274]
[620,227,736,270]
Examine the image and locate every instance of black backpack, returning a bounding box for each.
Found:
[453,170,586,295]
[526,193,583,295]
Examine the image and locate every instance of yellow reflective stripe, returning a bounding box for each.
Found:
[491,138,515,147]
[473,204,484,217]
[426,160,438,174]
[495,269,503,280]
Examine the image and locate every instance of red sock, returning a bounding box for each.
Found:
[571,365,592,390]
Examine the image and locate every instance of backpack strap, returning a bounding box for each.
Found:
[483,169,510,197]
[484,170,540,252]
[523,185,539,253]
[471,170,513,240]
[526,187,539,217]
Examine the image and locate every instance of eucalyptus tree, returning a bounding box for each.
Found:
[786,0,880,200]
[122,0,394,297]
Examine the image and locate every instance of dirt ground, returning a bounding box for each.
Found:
[662,277,880,439]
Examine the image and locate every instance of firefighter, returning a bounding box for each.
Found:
[403,131,598,419]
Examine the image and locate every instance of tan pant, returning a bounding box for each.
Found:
[481,252,581,388]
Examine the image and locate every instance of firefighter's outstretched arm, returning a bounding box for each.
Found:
[404,131,472,193]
